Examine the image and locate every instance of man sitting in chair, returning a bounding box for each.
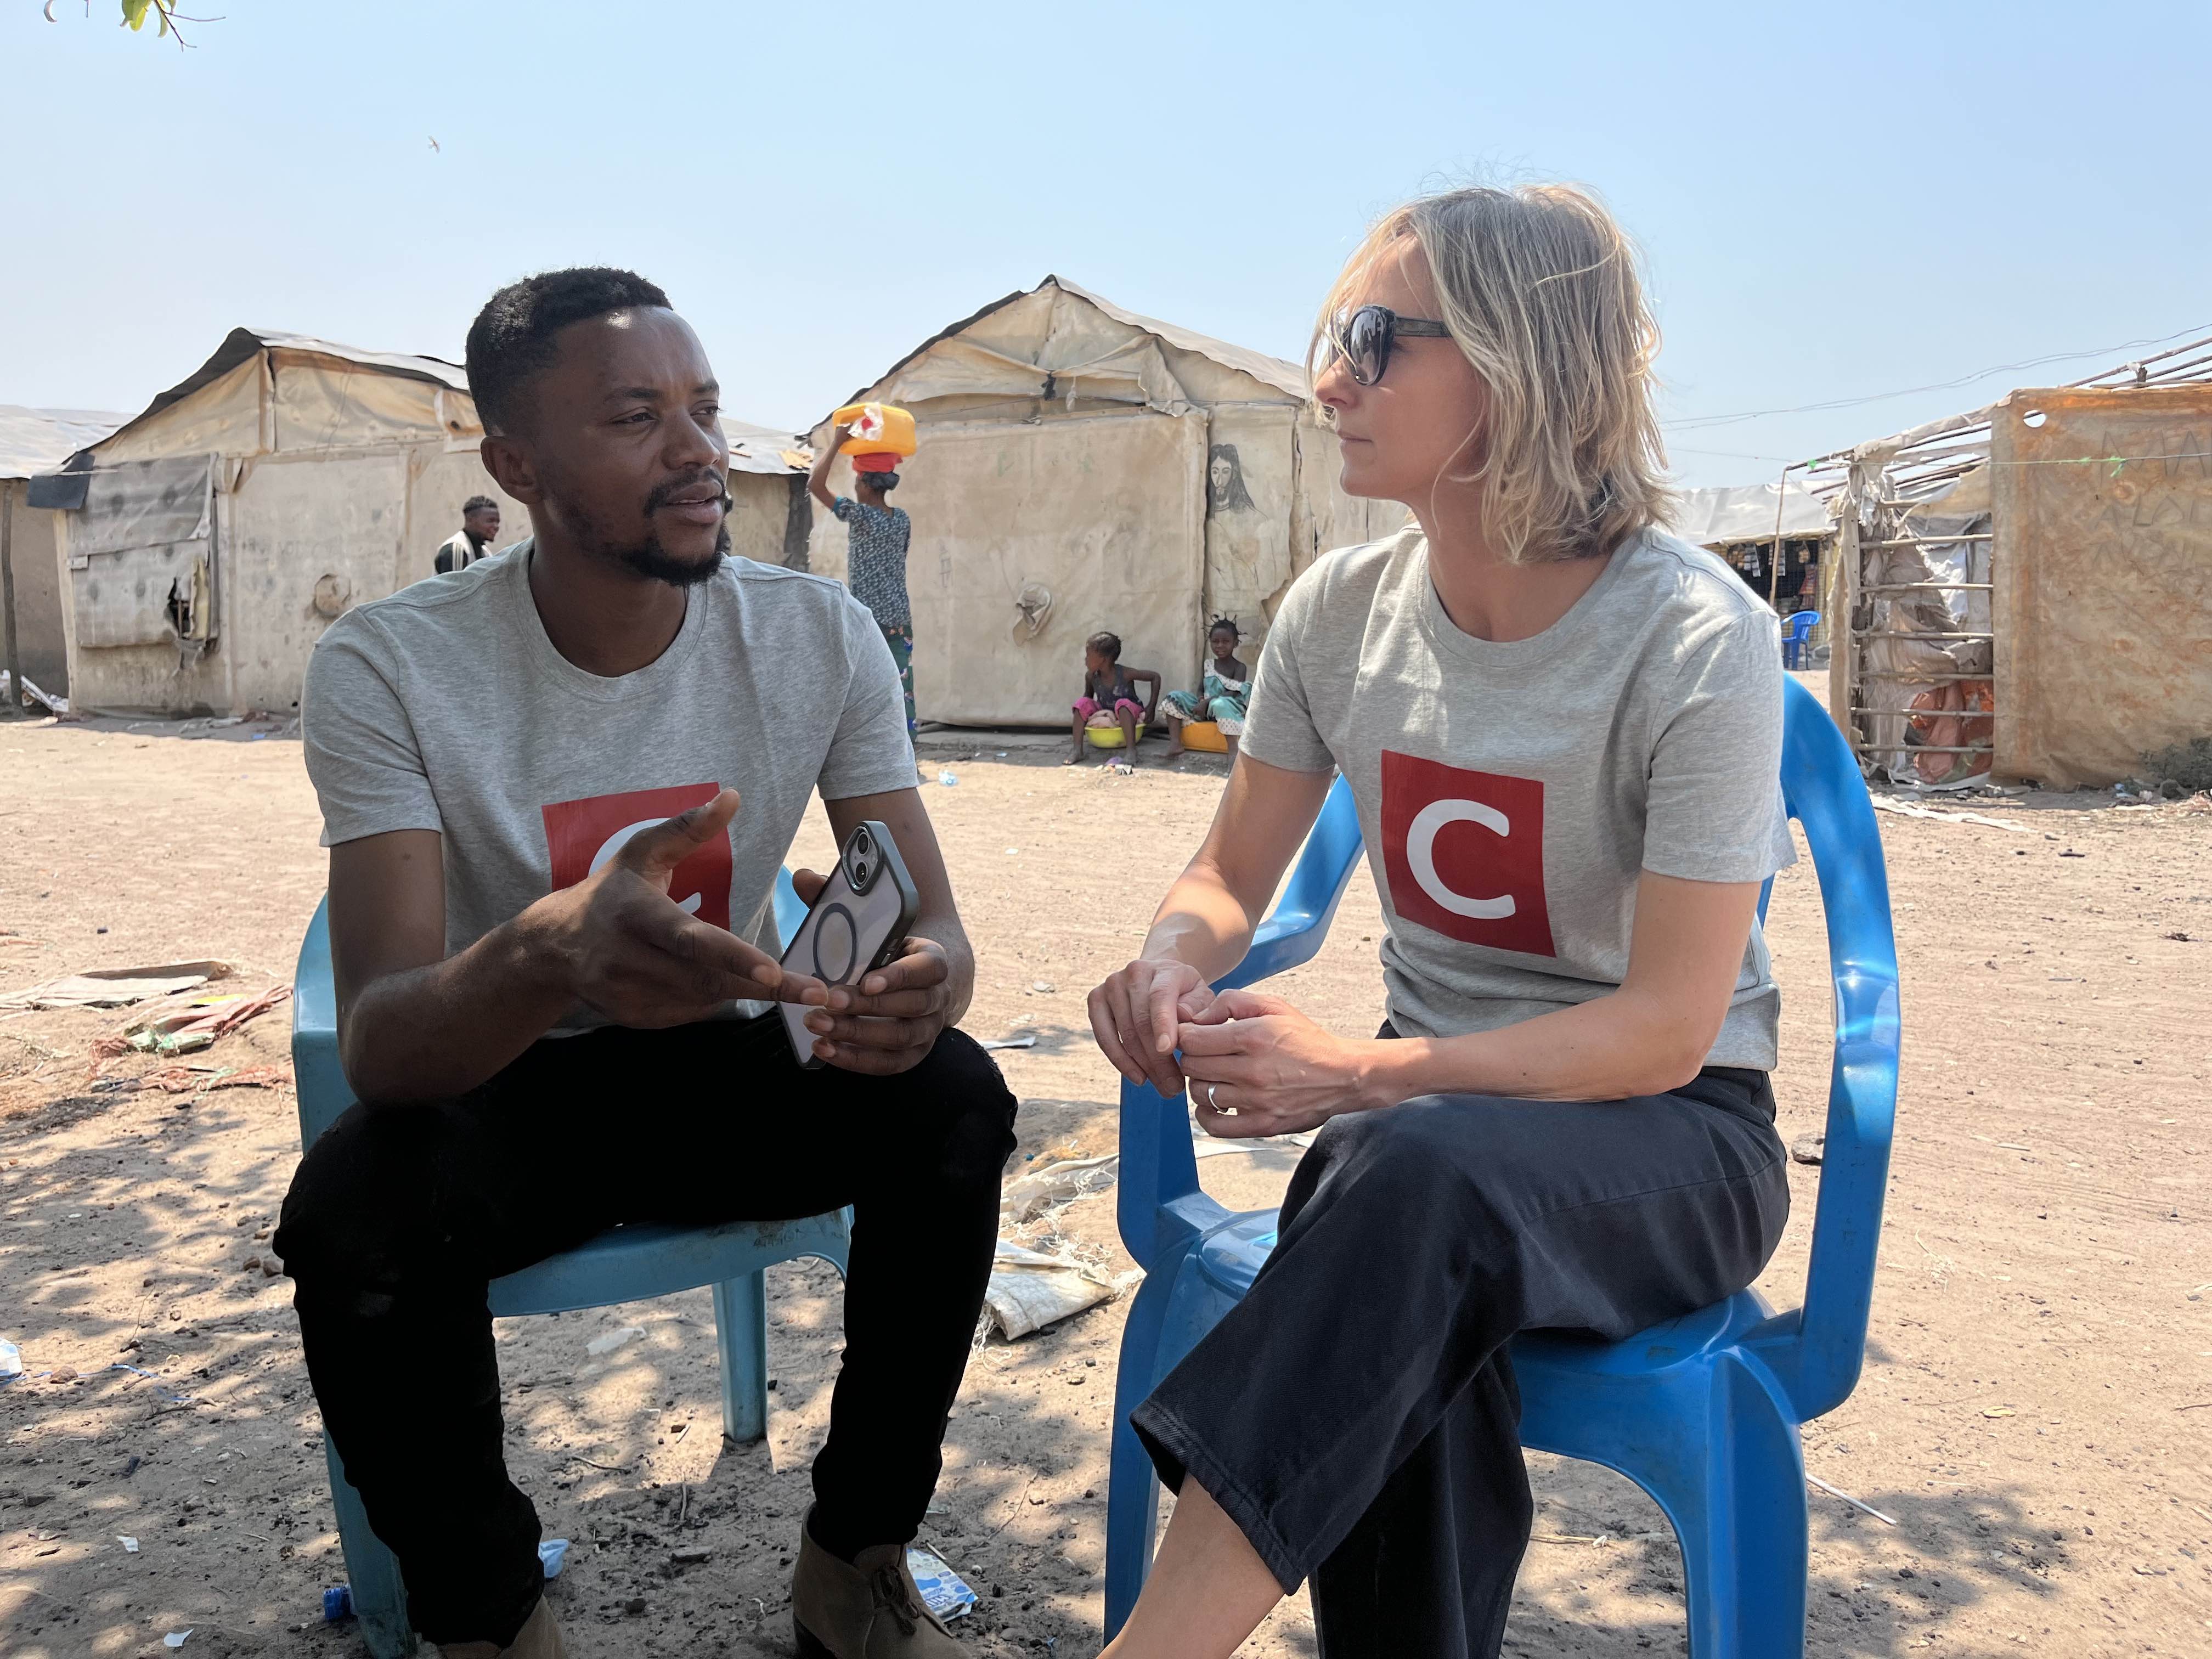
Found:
[274,268,1015,1659]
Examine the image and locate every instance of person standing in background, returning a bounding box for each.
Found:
[434,495,501,574]
[809,438,917,749]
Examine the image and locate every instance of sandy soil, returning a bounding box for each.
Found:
[1,697,2207,1657]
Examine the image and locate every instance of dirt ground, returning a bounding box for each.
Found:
[2,692,2208,1658]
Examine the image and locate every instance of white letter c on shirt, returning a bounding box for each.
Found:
[1406,798,1517,920]
[589,819,704,914]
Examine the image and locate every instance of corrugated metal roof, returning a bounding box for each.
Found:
[720,416,806,476]
[0,405,132,481]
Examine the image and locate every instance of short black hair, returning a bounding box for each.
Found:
[1086,631,1122,661]
[462,495,498,516]
[465,267,672,435]
[1207,614,1241,640]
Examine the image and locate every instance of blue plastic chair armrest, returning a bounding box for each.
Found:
[1214,776,1365,995]
[1116,1076,1237,1270]
[1116,776,1364,1269]
[1753,964,1899,1420]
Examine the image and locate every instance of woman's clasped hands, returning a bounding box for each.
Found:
[1087,960,1383,1139]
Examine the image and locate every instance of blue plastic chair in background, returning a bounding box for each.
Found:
[1104,676,1900,1656]
[1782,610,1820,670]
[290,871,844,1659]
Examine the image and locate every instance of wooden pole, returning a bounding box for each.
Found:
[1833,461,1864,741]
[1,480,20,718]
[1765,465,1789,613]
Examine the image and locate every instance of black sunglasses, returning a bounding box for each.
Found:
[1325,304,1452,387]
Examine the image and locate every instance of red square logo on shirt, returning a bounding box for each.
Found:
[541,783,731,929]
[1379,751,1555,957]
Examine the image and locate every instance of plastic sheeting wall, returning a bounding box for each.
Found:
[227,453,409,712]
[1991,385,2212,787]
[820,412,1207,726]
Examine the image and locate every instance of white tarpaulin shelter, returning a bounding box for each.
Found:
[1671,479,1831,545]
[806,276,1403,726]
[31,330,805,716]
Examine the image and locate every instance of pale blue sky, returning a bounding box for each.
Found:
[5,1,2207,485]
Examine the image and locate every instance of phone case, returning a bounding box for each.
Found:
[779,821,921,1069]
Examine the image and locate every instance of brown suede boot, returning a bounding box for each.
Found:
[438,1594,567,1659]
[791,1511,962,1658]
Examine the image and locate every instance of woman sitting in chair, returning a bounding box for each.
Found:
[1085,184,1795,1659]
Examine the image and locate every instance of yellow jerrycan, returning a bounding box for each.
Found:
[830,401,917,459]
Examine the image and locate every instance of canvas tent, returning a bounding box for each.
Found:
[31,329,805,717]
[2,406,128,705]
[805,276,1403,726]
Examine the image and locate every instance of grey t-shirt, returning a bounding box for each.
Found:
[1242,524,1795,1070]
[302,541,918,1030]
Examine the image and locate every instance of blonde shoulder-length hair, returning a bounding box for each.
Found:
[1314,184,1674,564]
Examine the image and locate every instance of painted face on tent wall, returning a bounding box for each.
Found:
[1208,444,1256,515]
[1314,240,1491,510]
[511,307,733,586]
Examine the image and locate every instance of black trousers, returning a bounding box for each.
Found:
[275,1016,1017,1646]
[1131,1060,1789,1659]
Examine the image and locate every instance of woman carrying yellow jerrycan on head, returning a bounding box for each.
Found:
[809,402,921,748]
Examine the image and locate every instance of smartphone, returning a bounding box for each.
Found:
[779,820,921,1069]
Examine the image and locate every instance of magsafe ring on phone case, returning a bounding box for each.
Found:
[811,902,858,985]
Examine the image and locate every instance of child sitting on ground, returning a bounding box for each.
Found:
[1160,615,1250,759]
[1066,631,1161,767]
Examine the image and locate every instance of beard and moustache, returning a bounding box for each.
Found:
[549,468,734,587]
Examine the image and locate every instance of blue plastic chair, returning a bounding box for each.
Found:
[290,871,847,1659]
[1104,676,1900,1656]
[1782,610,1819,670]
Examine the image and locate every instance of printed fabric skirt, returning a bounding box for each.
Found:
[1160,687,1245,737]
[880,623,916,738]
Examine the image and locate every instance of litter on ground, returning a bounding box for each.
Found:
[0,961,232,1012]
[984,1241,1125,1339]
[907,1543,979,1620]
[115,984,291,1056]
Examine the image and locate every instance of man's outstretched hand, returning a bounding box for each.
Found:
[787,867,953,1075]
[539,789,827,1028]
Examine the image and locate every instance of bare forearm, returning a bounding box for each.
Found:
[807,438,838,508]
[1354,991,1710,1109]
[1138,862,1260,986]
[919,906,976,1028]
[341,907,572,1106]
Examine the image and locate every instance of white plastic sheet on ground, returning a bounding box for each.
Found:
[983,1241,1121,1340]
[0,670,67,714]
[985,1153,1128,1339]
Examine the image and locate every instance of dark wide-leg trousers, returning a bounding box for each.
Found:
[1131,1063,1790,1658]
[275,1015,1016,1647]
